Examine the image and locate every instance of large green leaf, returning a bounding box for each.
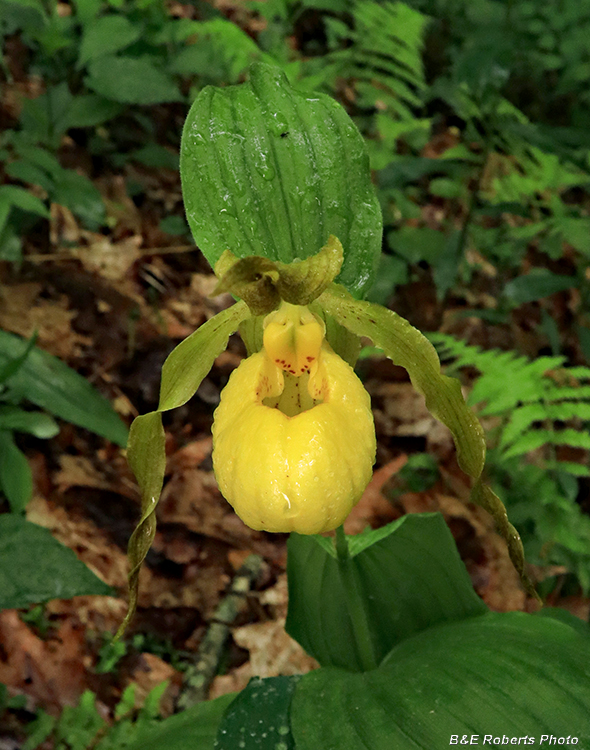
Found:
[0,515,113,609]
[0,331,128,447]
[180,62,382,298]
[291,613,590,748]
[215,676,298,750]
[125,691,236,750]
[286,514,487,672]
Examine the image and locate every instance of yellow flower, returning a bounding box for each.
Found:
[212,302,376,534]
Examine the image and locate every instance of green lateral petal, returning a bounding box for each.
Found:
[117,411,165,638]
[319,284,535,597]
[120,302,250,635]
[472,479,537,598]
[159,301,249,411]
[319,284,486,477]
[180,63,382,298]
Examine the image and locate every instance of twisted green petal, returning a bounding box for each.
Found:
[118,301,250,636]
[318,283,537,599]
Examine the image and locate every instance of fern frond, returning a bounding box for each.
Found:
[429,333,590,462]
[331,1,428,120]
[503,428,590,460]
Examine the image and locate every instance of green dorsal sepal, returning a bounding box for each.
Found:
[213,235,344,315]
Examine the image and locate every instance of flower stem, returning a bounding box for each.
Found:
[334,525,377,672]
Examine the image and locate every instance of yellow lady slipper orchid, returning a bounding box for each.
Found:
[212,302,376,534]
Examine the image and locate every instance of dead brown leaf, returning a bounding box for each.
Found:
[0,282,90,359]
[209,575,318,700]
[0,610,87,713]
[72,235,142,284]
[344,456,406,535]
[54,455,112,493]
[124,653,181,716]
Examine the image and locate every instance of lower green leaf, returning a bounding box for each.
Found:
[0,515,113,609]
[286,514,487,672]
[291,612,590,749]
[216,676,299,750]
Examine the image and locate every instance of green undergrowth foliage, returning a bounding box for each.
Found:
[432,332,590,592]
[22,683,171,750]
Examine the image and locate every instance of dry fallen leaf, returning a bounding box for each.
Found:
[344,456,406,535]
[0,610,87,713]
[72,235,142,283]
[209,575,318,700]
[0,282,91,359]
[124,652,182,716]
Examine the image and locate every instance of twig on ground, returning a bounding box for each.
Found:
[176,554,264,710]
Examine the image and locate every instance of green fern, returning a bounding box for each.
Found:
[328,1,428,120]
[430,333,590,591]
[430,333,590,466]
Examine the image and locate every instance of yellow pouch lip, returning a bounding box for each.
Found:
[212,347,376,534]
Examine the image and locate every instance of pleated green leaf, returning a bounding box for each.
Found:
[119,302,250,635]
[215,676,298,750]
[0,431,33,513]
[291,613,590,748]
[286,514,487,672]
[180,62,382,298]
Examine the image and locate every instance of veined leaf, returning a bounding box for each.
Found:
[286,514,486,672]
[215,677,298,750]
[291,613,590,748]
[85,55,182,104]
[0,431,33,513]
[77,14,141,68]
[180,62,382,299]
[0,406,59,439]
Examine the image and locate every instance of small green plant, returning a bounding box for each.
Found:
[0,333,57,512]
[23,682,168,750]
[0,330,128,512]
